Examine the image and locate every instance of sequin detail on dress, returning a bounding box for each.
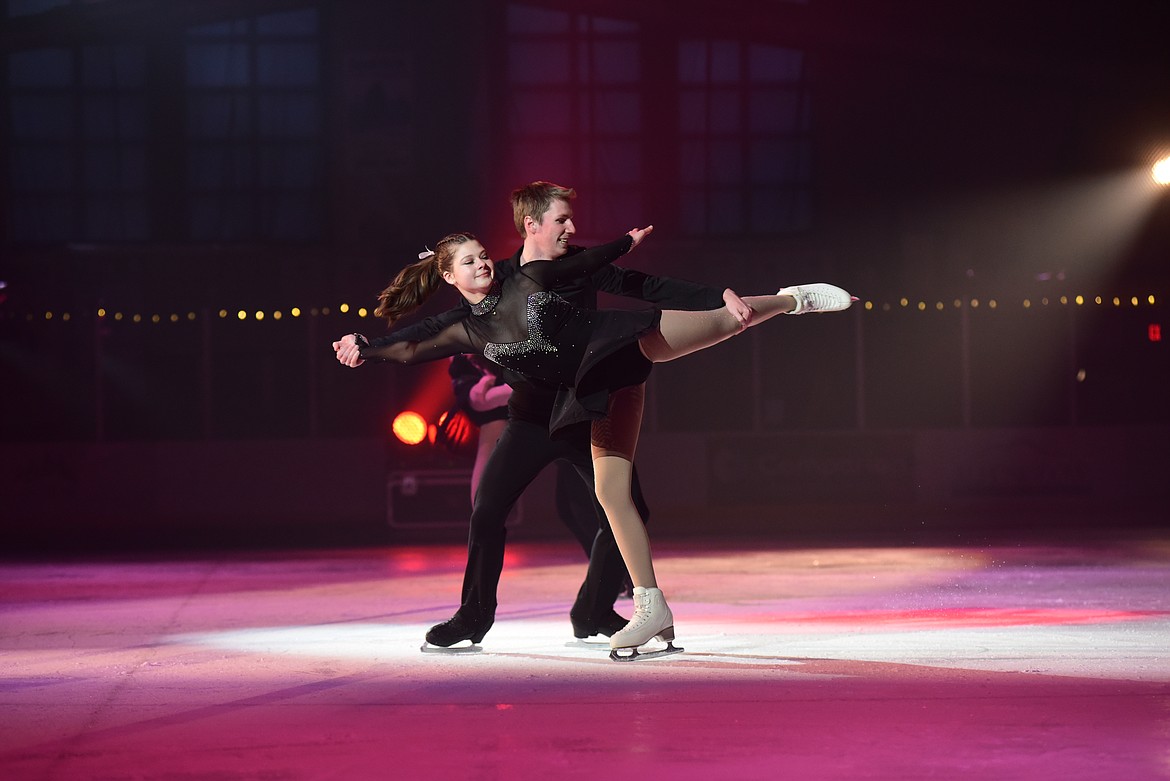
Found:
[469,284,501,316]
[483,291,560,365]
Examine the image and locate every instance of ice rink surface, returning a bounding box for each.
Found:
[3,535,1169,779]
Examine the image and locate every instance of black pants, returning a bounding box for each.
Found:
[553,460,601,554]
[458,418,649,622]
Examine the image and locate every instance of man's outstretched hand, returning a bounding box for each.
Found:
[627,224,654,248]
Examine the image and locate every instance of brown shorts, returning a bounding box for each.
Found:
[590,383,645,460]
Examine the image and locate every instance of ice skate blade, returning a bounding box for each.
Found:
[420,642,483,654]
[566,637,611,649]
[609,641,684,662]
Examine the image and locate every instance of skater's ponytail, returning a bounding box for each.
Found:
[374,232,478,326]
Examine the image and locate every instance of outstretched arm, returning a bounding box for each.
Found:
[580,226,749,313]
[527,229,648,287]
[368,306,469,347]
[332,321,475,368]
[591,262,730,311]
[333,306,470,368]
[592,249,753,325]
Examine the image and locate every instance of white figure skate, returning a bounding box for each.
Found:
[609,586,684,662]
[778,283,856,314]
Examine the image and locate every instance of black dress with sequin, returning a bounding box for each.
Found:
[358,234,660,434]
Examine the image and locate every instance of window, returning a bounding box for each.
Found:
[506,4,643,239]
[503,5,814,238]
[7,43,149,242]
[185,8,324,241]
[678,40,812,234]
[5,3,324,244]
[7,0,72,17]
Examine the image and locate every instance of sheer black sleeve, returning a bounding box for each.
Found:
[367,305,469,348]
[358,321,476,365]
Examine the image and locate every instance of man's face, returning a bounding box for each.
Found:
[527,199,575,260]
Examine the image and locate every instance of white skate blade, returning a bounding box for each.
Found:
[419,642,483,654]
[565,637,612,649]
[608,641,684,662]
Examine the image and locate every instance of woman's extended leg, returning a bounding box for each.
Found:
[639,284,852,364]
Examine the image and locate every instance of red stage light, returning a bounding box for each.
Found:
[436,409,474,448]
[391,411,428,445]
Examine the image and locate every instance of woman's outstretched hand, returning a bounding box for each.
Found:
[723,288,754,328]
[332,333,364,367]
[627,224,654,248]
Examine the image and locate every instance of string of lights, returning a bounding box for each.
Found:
[1,294,1162,324]
[862,293,1160,312]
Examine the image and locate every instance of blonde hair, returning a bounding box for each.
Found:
[510,181,575,237]
[374,232,477,325]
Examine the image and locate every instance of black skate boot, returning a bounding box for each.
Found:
[423,611,493,650]
[570,607,629,639]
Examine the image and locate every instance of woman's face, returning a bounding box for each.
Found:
[441,240,495,298]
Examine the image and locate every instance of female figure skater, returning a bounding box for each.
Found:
[334,228,853,659]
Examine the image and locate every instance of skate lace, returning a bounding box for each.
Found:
[803,287,844,311]
[807,290,830,308]
[625,594,654,630]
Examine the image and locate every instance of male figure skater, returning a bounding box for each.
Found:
[346,182,728,647]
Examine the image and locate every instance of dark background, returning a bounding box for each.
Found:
[2,0,1168,549]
